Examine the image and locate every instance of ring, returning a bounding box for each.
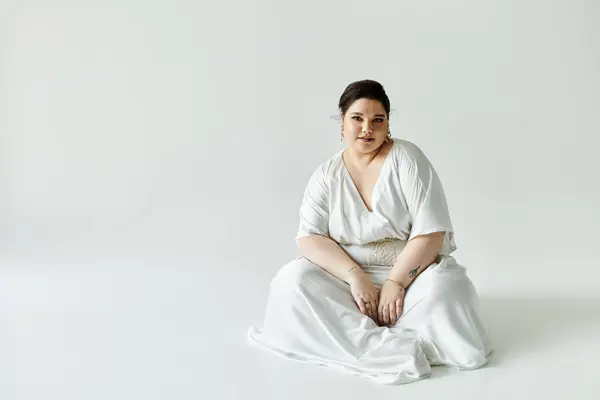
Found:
[365,303,371,308]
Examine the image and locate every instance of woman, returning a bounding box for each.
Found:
[247,80,493,385]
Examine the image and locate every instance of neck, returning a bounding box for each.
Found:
[345,144,384,168]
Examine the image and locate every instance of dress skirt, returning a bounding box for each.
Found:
[247,240,493,385]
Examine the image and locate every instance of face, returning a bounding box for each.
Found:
[341,98,389,152]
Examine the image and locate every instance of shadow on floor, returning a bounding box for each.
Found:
[476,295,600,366]
[427,294,600,379]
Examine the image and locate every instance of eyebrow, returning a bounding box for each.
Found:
[350,112,387,118]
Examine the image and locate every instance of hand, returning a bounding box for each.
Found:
[347,269,380,324]
[378,279,406,326]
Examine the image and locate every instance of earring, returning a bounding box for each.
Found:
[340,128,344,143]
[385,128,391,142]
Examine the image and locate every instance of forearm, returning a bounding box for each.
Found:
[296,235,363,283]
[387,232,445,288]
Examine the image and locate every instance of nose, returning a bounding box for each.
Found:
[362,121,373,133]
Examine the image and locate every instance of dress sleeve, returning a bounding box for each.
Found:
[295,164,330,239]
[398,141,457,255]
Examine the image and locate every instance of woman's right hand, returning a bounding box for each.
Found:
[347,269,380,324]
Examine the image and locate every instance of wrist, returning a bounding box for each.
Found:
[346,265,366,284]
[385,278,406,290]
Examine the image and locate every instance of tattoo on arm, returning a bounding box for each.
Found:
[408,265,422,279]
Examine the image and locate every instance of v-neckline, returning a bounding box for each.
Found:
[340,139,395,215]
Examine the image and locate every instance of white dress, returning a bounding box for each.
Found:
[247,138,493,385]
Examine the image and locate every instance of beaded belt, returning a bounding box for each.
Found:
[340,238,407,267]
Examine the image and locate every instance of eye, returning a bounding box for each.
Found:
[352,116,363,121]
[374,118,385,123]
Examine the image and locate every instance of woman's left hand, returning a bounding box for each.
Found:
[378,280,406,326]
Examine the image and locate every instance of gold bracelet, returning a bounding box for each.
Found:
[385,278,406,289]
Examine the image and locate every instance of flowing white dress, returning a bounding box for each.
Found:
[247,138,493,384]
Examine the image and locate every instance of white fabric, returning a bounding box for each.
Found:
[247,138,493,384]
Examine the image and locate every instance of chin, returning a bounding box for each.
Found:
[353,138,383,148]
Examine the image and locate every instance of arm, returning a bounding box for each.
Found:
[297,235,380,322]
[386,231,445,289]
[296,163,380,322]
[389,141,455,287]
[378,141,454,325]
[295,164,367,283]
[296,235,364,283]
[378,232,444,325]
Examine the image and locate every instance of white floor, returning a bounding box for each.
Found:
[1,220,599,400]
[3,1,599,397]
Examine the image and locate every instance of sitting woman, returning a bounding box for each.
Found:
[247,79,493,385]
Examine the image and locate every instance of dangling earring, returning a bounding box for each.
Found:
[385,127,391,142]
[340,127,344,143]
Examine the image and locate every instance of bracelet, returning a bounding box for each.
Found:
[385,278,406,289]
[347,266,359,274]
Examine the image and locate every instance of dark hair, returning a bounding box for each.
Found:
[338,79,391,117]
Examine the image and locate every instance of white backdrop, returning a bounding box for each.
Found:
[1,1,599,399]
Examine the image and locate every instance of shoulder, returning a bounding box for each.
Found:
[391,138,431,166]
[307,148,344,183]
[392,138,427,158]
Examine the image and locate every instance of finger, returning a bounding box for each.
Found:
[396,298,403,319]
[370,300,379,324]
[356,298,367,315]
[382,303,389,325]
[364,301,373,319]
[388,303,396,326]
[368,299,378,321]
